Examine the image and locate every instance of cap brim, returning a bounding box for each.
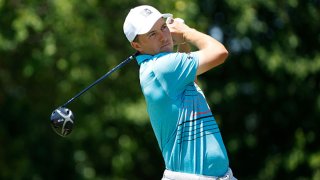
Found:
[137,13,173,35]
[162,13,173,18]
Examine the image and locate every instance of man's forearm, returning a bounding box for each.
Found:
[183,28,225,53]
[177,43,191,53]
[183,28,228,75]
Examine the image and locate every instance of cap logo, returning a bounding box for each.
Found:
[140,8,153,17]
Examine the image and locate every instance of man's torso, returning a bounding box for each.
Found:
[137,52,229,176]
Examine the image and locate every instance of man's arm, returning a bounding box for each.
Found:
[184,29,228,75]
[176,42,199,83]
[177,43,191,53]
[168,19,228,75]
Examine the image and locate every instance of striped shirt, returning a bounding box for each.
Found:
[136,52,229,176]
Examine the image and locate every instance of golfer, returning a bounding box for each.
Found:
[123,5,236,180]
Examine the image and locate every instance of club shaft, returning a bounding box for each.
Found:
[61,53,138,107]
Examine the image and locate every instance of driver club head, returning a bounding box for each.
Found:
[50,107,74,137]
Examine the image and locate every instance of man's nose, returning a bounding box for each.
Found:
[158,31,166,41]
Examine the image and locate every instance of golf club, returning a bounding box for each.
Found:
[50,52,139,137]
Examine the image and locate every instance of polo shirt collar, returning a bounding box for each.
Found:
[136,54,153,65]
[136,52,170,65]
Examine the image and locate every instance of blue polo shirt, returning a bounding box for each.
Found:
[136,52,229,176]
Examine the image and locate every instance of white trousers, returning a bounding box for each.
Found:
[162,168,237,180]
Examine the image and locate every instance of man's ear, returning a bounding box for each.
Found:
[131,41,143,52]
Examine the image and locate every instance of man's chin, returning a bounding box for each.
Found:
[160,46,173,53]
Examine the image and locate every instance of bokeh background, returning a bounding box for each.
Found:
[1,0,320,179]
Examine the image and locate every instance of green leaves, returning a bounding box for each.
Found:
[1,0,319,179]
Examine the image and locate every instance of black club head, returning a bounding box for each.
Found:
[50,107,74,137]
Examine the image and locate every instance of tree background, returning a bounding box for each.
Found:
[1,0,319,179]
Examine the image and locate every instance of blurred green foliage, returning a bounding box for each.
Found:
[1,0,319,179]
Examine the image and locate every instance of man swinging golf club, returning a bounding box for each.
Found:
[123,5,236,180]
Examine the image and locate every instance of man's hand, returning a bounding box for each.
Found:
[166,17,191,45]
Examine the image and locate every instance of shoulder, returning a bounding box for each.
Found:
[156,52,199,61]
[154,52,199,69]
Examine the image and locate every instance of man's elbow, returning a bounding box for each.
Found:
[218,48,229,65]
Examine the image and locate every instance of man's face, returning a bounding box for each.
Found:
[131,18,174,55]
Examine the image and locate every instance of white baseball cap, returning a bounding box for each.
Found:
[123,5,172,42]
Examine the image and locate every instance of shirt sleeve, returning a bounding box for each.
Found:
[153,52,199,98]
